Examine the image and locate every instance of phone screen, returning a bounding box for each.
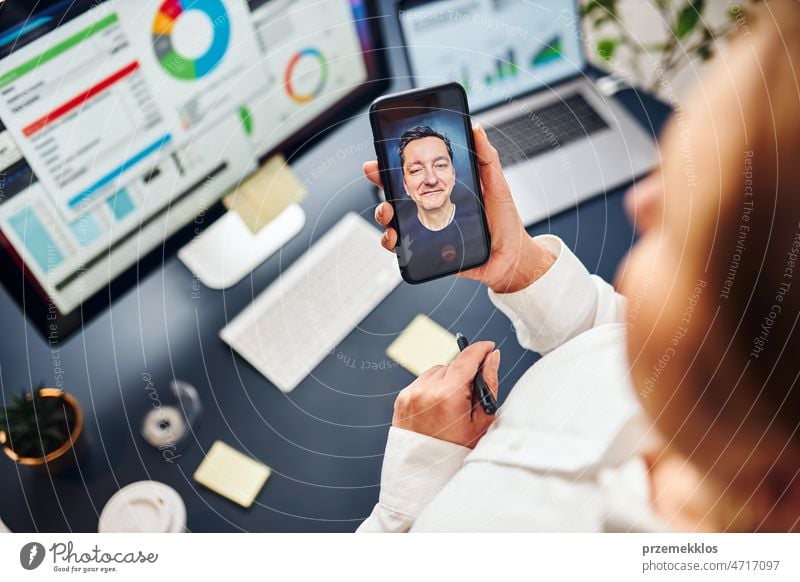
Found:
[371,84,490,283]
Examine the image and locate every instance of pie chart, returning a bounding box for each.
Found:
[152,0,231,80]
[283,48,328,104]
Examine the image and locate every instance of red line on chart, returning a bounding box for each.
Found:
[22,61,140,137]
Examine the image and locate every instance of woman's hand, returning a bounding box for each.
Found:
[392,341,500,448]
[365,124,556,293]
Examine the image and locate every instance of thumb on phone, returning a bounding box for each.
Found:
[472,124,513,208]
[363,160,383,190]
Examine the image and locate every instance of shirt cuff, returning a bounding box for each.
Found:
[378,427,470,518]
[487,235,607,354]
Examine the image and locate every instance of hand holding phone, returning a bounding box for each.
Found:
[369,83,491,284]
[366,108,557,293]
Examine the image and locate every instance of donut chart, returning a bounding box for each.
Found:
[152,0,231,80]
[283,48,328,104]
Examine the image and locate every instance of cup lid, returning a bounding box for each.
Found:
[98,481,186,533]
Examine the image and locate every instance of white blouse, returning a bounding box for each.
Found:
[358,235,664,532]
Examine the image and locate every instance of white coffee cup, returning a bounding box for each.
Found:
[98,481,186,533]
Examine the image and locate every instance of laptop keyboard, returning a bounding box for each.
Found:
[484,94,609,166]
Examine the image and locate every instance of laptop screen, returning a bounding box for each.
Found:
[399,0,585,112]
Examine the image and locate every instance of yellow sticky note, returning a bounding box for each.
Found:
[223,154,307,233]
[194,441,271,508]
[386,314,461,377]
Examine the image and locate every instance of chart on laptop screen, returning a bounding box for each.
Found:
[399,0,584,111]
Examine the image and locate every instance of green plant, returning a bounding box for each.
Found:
[0,389,75,458]
[583,0,760,92]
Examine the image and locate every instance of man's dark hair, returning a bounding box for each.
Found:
[398,126,453,169]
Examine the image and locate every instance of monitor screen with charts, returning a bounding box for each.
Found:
[0,0,387,341]
[399,0,585,112]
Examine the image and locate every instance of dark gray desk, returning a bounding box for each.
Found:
[0,7,671,532]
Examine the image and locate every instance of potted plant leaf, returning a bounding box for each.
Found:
[582,0,761,97]
[0,387,86,473]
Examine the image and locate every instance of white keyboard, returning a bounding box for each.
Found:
[220,213,402,392]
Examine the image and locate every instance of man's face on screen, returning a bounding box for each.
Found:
[402,137,456,211]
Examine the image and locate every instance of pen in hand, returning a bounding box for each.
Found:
[455,333,498,417]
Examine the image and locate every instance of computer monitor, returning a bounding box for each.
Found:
[0,0,388,342]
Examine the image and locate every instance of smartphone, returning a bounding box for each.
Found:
[369,82,491,284]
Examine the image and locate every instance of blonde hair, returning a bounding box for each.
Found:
[680,0,800,530]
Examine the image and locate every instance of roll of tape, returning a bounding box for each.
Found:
[141,406,186,448]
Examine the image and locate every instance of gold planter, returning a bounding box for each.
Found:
[0,388,86,473]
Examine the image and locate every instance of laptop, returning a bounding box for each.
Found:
[398,0,656,225]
